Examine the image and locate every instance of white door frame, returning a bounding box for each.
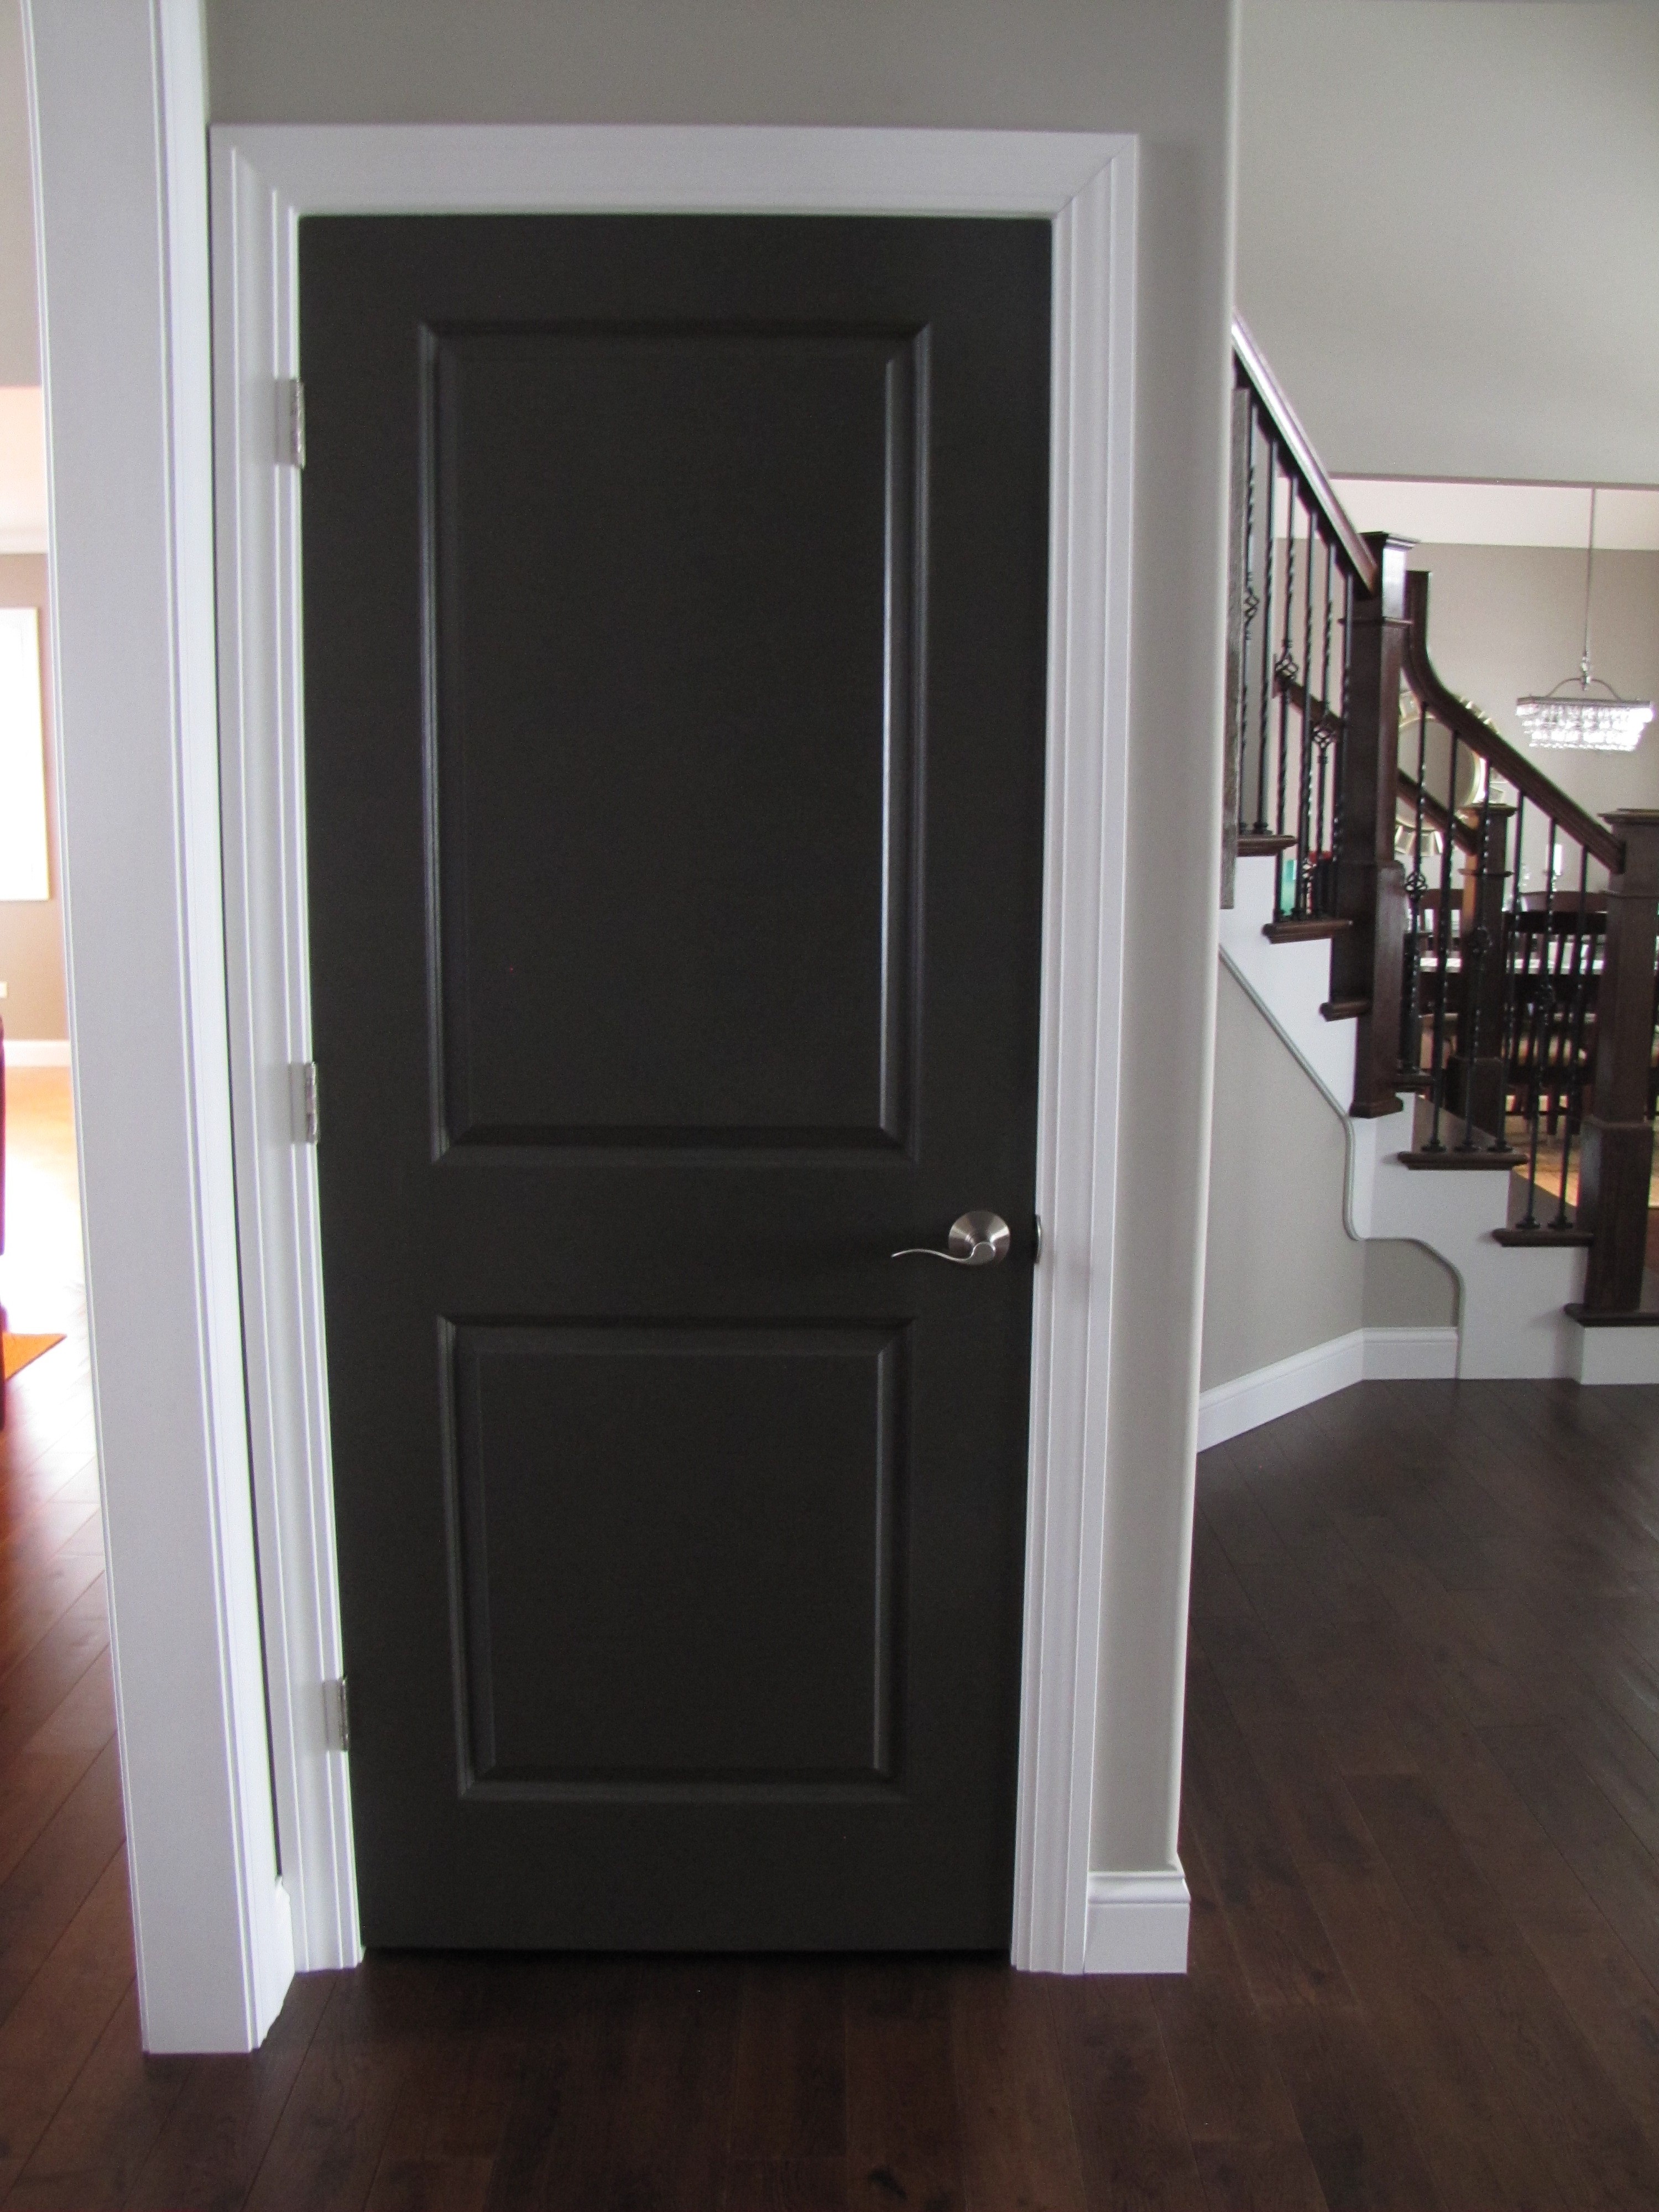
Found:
[30,0,1181,2036]
[212,120,1160,1986]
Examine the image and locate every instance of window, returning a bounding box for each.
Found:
[0,609,50,901]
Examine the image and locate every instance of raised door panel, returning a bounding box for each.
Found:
[430,326,921,1151]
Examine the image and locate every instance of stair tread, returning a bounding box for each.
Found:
[1399,1146,1523,1170]
[1238,832,1298,857]
[1493,1224,1593,1247]
[1264,917,1350,943]
[1566,1301,1659,1327]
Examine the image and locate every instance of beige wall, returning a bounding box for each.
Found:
[1201,962,1360,1388]
[1237,0,1659,484]
[1405,544,1659,886]
[0,551,65,1037]
[1201,963,1455,1392]
[1364,1239,1454,1334]
[206,0,1240,1880]
[0,0,36,384]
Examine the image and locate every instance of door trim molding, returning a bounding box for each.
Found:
[212,122,1141,1979]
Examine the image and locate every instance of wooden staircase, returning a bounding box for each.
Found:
[1224,318,1659,1380]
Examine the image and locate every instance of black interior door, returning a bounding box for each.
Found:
[300,214,1052,1949]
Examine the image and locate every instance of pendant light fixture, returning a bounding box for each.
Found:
[1517,487,1653,751]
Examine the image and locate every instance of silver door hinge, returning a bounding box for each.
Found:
[323,1675,350,1754]
[297,1061,320,1145]
[283,378,306,469]
[1034,1213,1044,1264]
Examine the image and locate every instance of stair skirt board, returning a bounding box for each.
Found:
[1197,1327,1460,1449]
[1083,1870,1191,1974]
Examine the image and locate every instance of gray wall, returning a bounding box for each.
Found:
[206,0,1240,1880]
[1201,963,1454,1393]
[0,551,65,1037]
[1237,0,1659,484]
[0,0,37,383]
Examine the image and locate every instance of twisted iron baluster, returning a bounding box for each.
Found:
[1312,534,1337,915]
[1424,728,1459,1153]
[1457,780,1495,1152]
[1401,698,1430,1079]
[1520,801,1554,1228]
[1254,433,1276,836]
[1273,466,1299,915]
[1554,846,1592,1230]
[1237,410,1259,843]
[1295,494,1317,917]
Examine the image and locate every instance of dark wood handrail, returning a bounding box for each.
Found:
[1402,570,1625,875]
[1232,315,1380,597]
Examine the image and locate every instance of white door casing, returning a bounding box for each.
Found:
[213,123,1160,1985]
[29,8,1170,2042]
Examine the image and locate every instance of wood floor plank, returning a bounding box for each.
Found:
[845,1964,965,2212]
[607,1959,740,2212]
[727,1960,845,2163]
[239,1967,420,2212]
[0,1579,108,1773]
[1049,1975,1205,2212]
[1263,2003,1444,2212]
[1153,1825,1313,2158]
[0,1738,124,2026]
[950,1962,1086,2212]
[1178,1651,1352,2015]
[721,2157,847,2212]
[0,1853,134,2180]
[1190,2138,1328,2212]
[125,1969,335,2212]
[1188,1627,1554,2212]
[0,1549,107,1684]
[0,1743,107,1896]
[482,1961,639,2212]
[1,1984,188,2209]
[1477,1720,1659,1994]
[1350,1768,1659,2210]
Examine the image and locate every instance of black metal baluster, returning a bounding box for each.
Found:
[1295,493,1317,917]
[1237,407,1259,844]
[1554,845,1592,1230]
[1458,778,1496,1153]
[1254,435,1276,837]
[1332,572,1350,876]
[1400,697,1430,1079]
[1520,800,1553,1227]
[1425,728,1460,1152]
[1312,533,1336,915]
[1500,791,1526,1156]
[1274,467,1298,912]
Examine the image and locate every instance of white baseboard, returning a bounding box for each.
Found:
[1083,1869,1191,1973]
[1198,1325,1460,1448]
[1361,1324,1460,1381]
[3,1039,71,1067]
[1573,1322,1659,1387]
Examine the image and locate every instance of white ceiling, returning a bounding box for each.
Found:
[1331,478,1659,552]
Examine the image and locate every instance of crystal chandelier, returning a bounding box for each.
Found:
[1517,487,1653,751]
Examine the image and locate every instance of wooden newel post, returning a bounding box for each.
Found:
[1579,811,1659,1313]
[1332,532,1411,1118]
[1446,803,1515,1142]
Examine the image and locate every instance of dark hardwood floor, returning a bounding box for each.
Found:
[4,1204,1659,2211]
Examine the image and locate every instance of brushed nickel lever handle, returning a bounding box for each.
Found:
[891,1211,1011,1267]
